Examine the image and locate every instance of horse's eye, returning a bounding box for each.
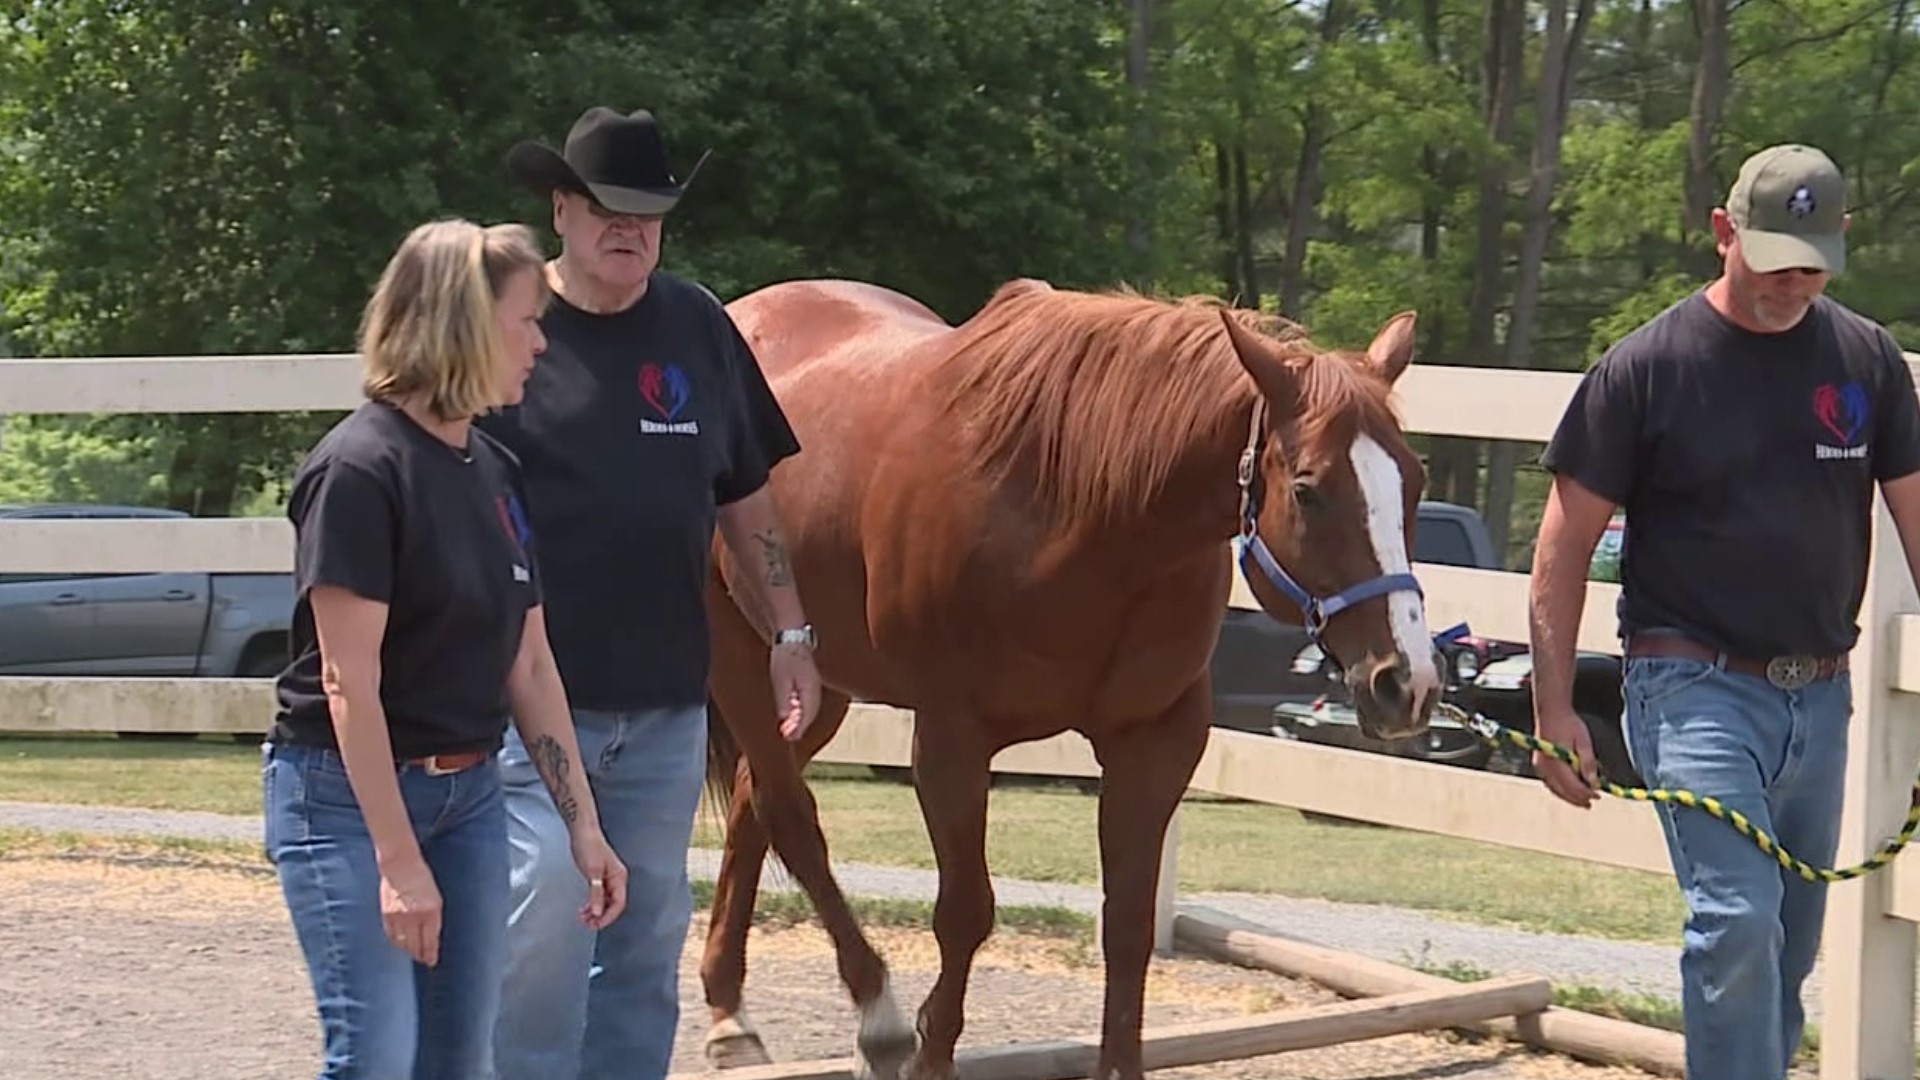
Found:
[1292,479,1322,509]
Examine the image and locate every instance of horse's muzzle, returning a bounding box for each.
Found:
[1348,651,1441,741]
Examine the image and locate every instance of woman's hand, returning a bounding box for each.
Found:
[571,828,628,930]
[380,853,444,966]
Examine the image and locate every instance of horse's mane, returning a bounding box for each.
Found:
[934,279,1402,527]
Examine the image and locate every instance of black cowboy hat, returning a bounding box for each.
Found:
[505,106,710,216]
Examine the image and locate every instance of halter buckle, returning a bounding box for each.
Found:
[1301,603,1328,636]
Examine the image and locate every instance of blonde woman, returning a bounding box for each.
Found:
[264,218,628,1080]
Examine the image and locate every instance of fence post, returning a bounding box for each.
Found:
[1092,801,1181,960]
[1819,493,1920,1080]
[1154,805,1180,956]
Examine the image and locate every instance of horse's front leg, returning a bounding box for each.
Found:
[1086,682,1211,1080]
[903,710,997,1080]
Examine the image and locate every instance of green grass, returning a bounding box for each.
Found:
[0,733,1686,945]
[0,823,1097,945]
[1421,958,1686,1035]
[1423,957,1818,1066]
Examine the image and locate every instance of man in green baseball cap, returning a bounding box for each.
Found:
[1705,142,1853,334]
[1527,139,1920,1080]
[1724,142,1849,275]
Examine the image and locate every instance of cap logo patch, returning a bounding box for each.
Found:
[1786,184,1816,218]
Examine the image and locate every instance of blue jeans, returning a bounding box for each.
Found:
[1622,655,1851,1080]
[492,705,709,1080]
[263,740,511,1080]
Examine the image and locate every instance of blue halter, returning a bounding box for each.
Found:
[1231,399,1431,670]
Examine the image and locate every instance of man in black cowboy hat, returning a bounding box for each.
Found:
[479,105,820,1080]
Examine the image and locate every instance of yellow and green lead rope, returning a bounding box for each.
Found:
[1437,702,1920,884]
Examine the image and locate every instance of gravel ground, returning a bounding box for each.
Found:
[0,798,1693,1006]
[27,798,1900,1042]
[0,851,1667,1080]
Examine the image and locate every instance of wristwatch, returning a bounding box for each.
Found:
[774,624,817,649]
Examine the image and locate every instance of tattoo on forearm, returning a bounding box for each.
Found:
[752,528,794,588]
[529,734,581,827]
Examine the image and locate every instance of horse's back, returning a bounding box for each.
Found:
[726,279,954,384]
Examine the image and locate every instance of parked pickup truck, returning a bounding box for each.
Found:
[1455,513,1638,785]
[0,503,295,737]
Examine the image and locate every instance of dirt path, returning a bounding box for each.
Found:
[0,852,1665,1080]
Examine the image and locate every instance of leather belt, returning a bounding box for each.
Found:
[399,750,490,776]
[1626,634,1848,691]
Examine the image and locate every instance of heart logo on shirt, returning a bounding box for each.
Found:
[639,362,692,421]
[1813,382,1869,445]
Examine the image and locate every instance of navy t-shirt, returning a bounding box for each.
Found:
[475,271,801,711]
[1542,291,1920,658]
[272,400,544,759]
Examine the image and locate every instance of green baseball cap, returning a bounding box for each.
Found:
[1725,143,1848,274]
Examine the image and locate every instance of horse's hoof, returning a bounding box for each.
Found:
[852,1028,917,1080]
[900,1055,957,1080]
[852,976,916,1080]
[704,1015,773,1070]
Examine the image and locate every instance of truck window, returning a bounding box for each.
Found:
[1414,519,1475,568]
[1590,523,1625,583]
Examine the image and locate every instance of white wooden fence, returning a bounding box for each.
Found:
[5,351,1920,1079]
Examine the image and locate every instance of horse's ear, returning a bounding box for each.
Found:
[1365,311,1418,384]
[1219,310,1301,413]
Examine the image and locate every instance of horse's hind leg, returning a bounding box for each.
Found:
[699,687,862,1068]
[700,588,913,1079]
[699,699,776,1069]
[1085,682,1211,1080]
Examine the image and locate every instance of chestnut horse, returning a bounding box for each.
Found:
[696,278,1441,1080]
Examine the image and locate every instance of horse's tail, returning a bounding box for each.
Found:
[702,692,742,839]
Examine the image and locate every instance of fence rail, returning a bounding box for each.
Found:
[5,349,1919,1079]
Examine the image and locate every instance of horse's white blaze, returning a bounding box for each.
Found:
[1350,434,1441,711]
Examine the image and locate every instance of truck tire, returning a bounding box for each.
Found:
[227,646,288,744]
[1581,708,1641,789]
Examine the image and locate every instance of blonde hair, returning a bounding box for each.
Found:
[358,218,549,420]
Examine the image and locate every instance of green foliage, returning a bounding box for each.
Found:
[7,0,1920,521]
[0,0,1143,507]
[0,416,172,506]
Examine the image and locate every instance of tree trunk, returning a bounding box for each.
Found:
[1681,0,1729,274]
[1417,0,1476,506]
[1277,0,1347,317]
[1215,142,1238,298]
[166,417,243,518]
[1857,0,1912,207]
[1234,145,1259,310]
[1125,0,1154,274]
[1485,0,1597,562]
[1634,0,1658,285]
[1458,0,1525,514]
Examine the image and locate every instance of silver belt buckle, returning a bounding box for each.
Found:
[1765,654,1819,690]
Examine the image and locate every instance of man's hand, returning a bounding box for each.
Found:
[717,490,819,741]
[1527,473,1617,812]
[771,640,822,741]
[1532,703,1600,809]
